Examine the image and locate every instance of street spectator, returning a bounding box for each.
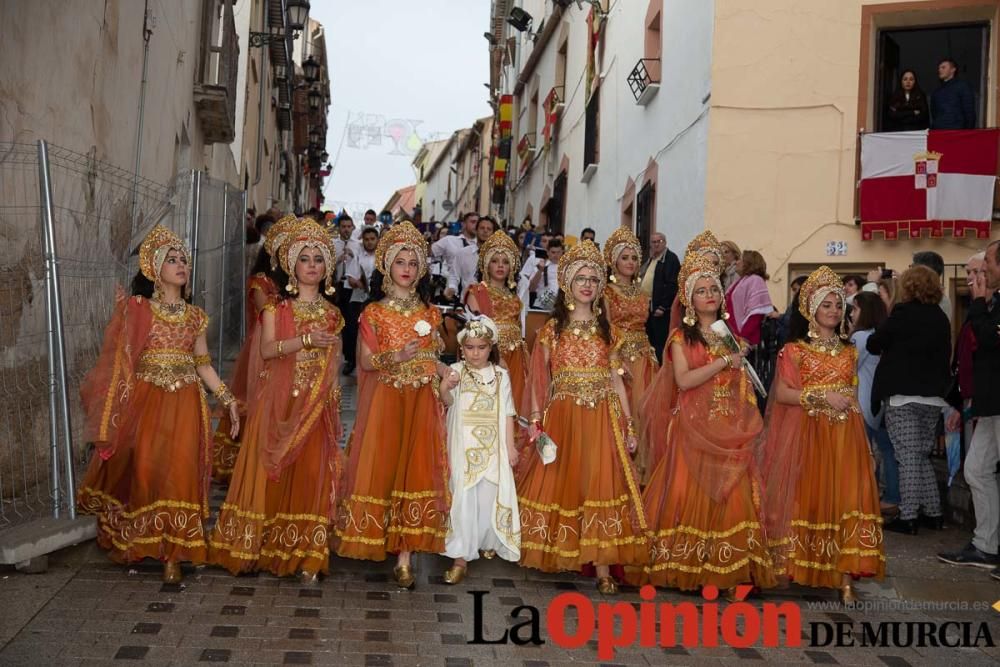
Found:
[725,250,775,347]
[849,291,898,518]
[342,226,379,375]
[844,274,865,299]
[638,232,680,363]
[930,58,976,129]
[776,275,808,347]
[886,69,930,132]
[431,211,479,301]
[913,250,953,323]
[867,265,952,535]
[523,238,563,311]
[581,227,597,247]
[720,240,741,291]
[878,276,897,312]
[477,216,497,241]
[938,241,1000,574]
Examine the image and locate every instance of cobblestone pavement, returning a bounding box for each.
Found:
[3,379,1000,666]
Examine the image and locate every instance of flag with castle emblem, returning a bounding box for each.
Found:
[859,129,999,240]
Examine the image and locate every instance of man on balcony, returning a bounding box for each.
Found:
[930,58,977,130]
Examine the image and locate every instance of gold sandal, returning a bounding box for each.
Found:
[162,561,182,584]
[597,576,618,595]
[443,565,467,585]
[393,564,415,589]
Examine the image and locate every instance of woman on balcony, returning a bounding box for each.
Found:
[886,70,930,132]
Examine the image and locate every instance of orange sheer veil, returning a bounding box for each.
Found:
[246,301,342,483]
[757,344,807,553]
[80,295,153,459]
[637,334,677,481]
[649,333,764,510]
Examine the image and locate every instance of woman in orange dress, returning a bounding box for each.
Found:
[211,215,296,482]
[210,220,345,582]
[760,266,885,603]
[77,225,240,583]
[635,253,774,594]
[602,227,659,479]
[517,240,647,594]
[465,230,529,410]
[335,221,452,589]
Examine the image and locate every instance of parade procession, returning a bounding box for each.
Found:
[4,1,1000,665]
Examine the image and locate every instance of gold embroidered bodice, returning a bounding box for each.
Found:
[606,285,654,362]
[669,329,756,419]
[365,301,442,388]
[289,298,344,395]
[482,284,525,352]
[135,302,208,391]
[788,341,860,420]
[538,318,612,408]
[458,364,501,487]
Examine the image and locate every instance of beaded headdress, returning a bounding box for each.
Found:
[478,230,520,289]
[603,226,643,269]
[277,219,336,295]
[457,314,499,345]
[264,214,300,270]
[139,224,189,282]
[374,221,428,279]
[798,265,845,322]
[684,230,724,267]
[557,240,606,312]
[678,252,727,326]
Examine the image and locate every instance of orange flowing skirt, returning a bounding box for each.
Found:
[211,415,241,484]
[335,384,449,560]
[77,380,211,564]
[502,342,529,413]
[622,352,658,481]
[631,423,775,591]
[771,414,885,588]
[517,397,647,572]
[210,397,339,577]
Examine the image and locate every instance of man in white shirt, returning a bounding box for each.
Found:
[342,226,379,375]
[431,211,479,302]
[522,238,563,312]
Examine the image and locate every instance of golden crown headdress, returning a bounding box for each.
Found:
[264,214,300,270]
[478,230,520,287]
[603,226,642,269]
[374,221,429,278]
[798,265,845,321]
[678,252,723,309]
[685,230,723,266]
[278,219,336,296]
[139,224,189,282]
[458,315,499,345]
[557,239,605,295]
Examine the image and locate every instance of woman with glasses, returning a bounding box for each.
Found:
[516,240,648,594]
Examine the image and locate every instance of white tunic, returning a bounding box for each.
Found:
[442,362,521,561]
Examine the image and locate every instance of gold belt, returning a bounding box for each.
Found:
[496,321,525,352]
[615,329,654,362]
[136,349,198,391]
[379,349,439,389]
[551,367,612,408]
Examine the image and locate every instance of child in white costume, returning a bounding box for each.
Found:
[438,316,521,583]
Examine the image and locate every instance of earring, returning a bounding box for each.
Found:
[722,310,730,320]
[594,303,602,317]
[565,294,576,311]
[153,279,163,302]
[508,277,516,290]
[608,274,617,284]
[286,275,298,294]
[324,283,335,296]
[807,319,820,339]
[682,306,696,326]
[838,317,849,341]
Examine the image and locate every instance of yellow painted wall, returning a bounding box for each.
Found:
[705,0,1000,307]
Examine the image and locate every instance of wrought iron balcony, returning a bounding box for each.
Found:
[627,58,661,106]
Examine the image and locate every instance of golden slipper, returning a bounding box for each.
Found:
[839,583,857,605]
[443,565,467,585]
[298,570,319,586]
[162,561,182,584]
[480,549,496,560]
[393,565,415,589]
[597,576,618,595]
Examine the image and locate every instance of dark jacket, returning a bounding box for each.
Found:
[866,300,952,417]
[648,248,680,313]
[930,78,976,130]
[968,295,1000,417]
[886,90,930,132]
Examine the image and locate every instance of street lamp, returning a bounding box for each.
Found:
[320,150,329,162]
[307,88,323,111]
[302,56,320,83]
[308,128,320,145]
[274,63,287,81]
[286,0,310,32]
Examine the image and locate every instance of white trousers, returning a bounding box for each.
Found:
[965,415,1000,555]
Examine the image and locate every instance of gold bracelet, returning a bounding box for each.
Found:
[276,340,284,356]
[626,418,637,437]
[193,354,211,367]
[214,383,236,408]
[799,386,828,412]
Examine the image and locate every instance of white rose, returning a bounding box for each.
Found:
[414,320,432,337]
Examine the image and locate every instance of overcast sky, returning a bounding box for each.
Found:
[310,0,492,217]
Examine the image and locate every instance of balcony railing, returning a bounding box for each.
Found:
[194,0,239,144]
[627,58,661,106]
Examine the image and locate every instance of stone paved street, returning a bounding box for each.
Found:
[3,379,1000,666]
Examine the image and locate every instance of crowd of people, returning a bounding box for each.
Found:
[73,211,1000,604]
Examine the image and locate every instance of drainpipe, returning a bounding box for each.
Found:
[129,0,153,239]
[252,3,267,189]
